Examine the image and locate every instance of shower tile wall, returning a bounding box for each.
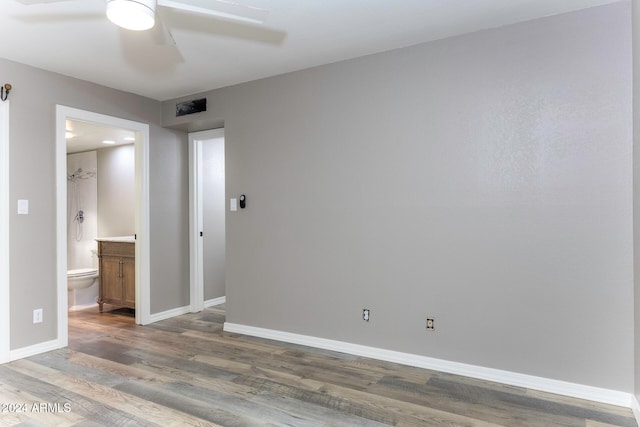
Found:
[67,151,98,271]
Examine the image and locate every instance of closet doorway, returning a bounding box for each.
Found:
[189,129,226,311]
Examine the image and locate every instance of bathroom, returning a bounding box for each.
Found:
[66,119,136,311]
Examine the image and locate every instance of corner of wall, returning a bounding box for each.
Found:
[632,0,640,420]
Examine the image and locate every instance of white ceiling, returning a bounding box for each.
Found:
[0,0,623,102]
[66,119,137,154]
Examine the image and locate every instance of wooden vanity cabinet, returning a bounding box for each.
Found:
[97,240,135,312]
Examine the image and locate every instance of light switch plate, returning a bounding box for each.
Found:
[230,198,237,211]
[17,199,28,215]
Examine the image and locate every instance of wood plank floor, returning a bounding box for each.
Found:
[0,305,637,426]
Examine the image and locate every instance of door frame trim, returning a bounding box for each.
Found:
[56,106,151,342]
[0,101,9,363]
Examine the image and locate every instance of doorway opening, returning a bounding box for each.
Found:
[56,106,150,346]
[189,129,226,312]
[66,119,136,314]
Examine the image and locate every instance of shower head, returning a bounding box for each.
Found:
[68,168,96,182]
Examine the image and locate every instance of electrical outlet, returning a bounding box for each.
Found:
[33,308,43,324]
[363,308,370,322]
[426,317,435,331]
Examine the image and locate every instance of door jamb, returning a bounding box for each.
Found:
[0,101,9,363]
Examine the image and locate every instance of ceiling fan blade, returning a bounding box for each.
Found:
[151,11,177,47]
[157,0,268,25]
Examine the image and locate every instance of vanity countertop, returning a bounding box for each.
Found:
[95,236,135,243]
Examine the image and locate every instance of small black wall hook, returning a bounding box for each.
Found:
[1,83,12,101]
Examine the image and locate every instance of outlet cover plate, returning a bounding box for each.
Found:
[33,308,43,324]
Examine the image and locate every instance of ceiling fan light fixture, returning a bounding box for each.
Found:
[106,0,156,31]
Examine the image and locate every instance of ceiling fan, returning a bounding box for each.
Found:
[16,0,269,33]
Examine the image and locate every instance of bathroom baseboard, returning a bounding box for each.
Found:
[68,303,99,312]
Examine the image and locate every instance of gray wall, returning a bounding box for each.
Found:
[164,2,633,392]
[97,144,135,238]
[149,126,190,313]
[4,58,189,349]
[67,151,98,270]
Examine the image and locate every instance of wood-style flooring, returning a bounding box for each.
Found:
[0,305,637,426]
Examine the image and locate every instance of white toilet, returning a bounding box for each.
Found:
[67,267,99,290]
[68,248,99,311]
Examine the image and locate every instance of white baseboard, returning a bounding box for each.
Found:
[4,304,196,364]
[9,338,65,362]
[204,296,225,308]
[148,304,191,323]
[631,395,640,425]
[223,322,634,409]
